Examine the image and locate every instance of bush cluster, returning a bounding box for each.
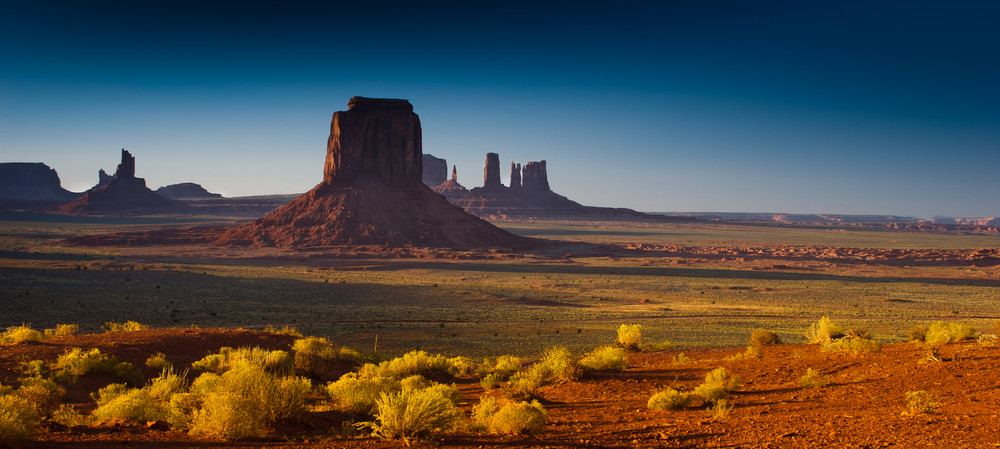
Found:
[471,396,547,434]
[578,346,627,371]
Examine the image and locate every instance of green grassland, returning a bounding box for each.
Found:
[1,216,998,358]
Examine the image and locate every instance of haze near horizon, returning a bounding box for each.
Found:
[1,0,997,218]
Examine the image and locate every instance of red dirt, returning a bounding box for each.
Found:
[4,328,999,448]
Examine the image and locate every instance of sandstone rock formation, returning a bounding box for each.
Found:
[55,149,186,215]
[92,169,113,190]
[422,154,448,186]
[155,183,223,199]
[213,97,527,248]
[452,153,668,221]
[483,153,502,189]
[432,164,469,201]
[0,162,79,202]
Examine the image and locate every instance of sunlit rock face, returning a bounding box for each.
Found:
[213,97,527,248]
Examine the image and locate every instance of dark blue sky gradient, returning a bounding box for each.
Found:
[1,0,997,217]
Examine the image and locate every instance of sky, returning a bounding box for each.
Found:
[1,0,997,218]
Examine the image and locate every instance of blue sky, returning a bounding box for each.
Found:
[1,1,997,217]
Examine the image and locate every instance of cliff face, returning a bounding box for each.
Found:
[213,97,527,248]
[483,153,502,189]
[422,154,448,186]
[55,149,185,215]
[0,162,79,201]
[155,183,223,199]
[323,97,422,188]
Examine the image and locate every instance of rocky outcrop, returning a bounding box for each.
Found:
[483,153,502,189]
[451,153,669,221]
[155,183,223,199]
[55,149,186,215]
[92,169,113,190]
[213,97,528,248]
[509,162,521,189]
[432,165,469,201]
[0,163,79,201]
[422,154,448,186]
[521,160,550,193]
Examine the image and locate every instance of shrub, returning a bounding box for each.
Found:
[292,336,363,376]
[750,329,781,346]
[367,386,462,442]
[189,361,312,439]
[0,324,43,345]
[671,352,692,365]
[15,376,64,414]
[578,346,626,371]
[91,370,188,423]
[480,373,503,390]
[805,316,844,344]
[694,367,741,404]
[799,368,829,388]
[357,350,456,380]
[192,347,293,374]
[925,321,977,346]
[709,398,734,419]
[103,321,148,332]
[977,334,998,347]
[265,325,303,337]
[902,390,939,416]
[616,324,643,351]
[51,404,91,427]
[643,340,673,352]
[647,388,692,410]
[0,394,40,443]
[822,336,881,354]
[52,348,141,385]
[506,347,580,400]
[472,396,546,435]
[727,345,763,361]
[909,325,928,342]
[477,355,522,379]
[326,374,401,414]
[43,324,79,339]
[145,352,172,371]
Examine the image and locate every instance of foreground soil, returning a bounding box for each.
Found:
[3,328,999,448]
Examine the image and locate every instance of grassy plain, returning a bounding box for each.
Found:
[1,215,998,358]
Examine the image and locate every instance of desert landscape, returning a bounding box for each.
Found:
[3,2,999,448]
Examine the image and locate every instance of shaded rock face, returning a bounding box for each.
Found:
[0,162,79,201]
[214,97,527,249]
[510,162,521,189]
[323,97,422,188]
[55,149,185,215]
[432,164,469,201]
[92,169,113,190]
[483,153,502,188]
[156,183,223,199]
[521,160,550,193]
[422,154,448,186]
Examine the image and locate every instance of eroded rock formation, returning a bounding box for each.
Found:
[483,153,502,189]
[92,169,113,190]
[432,164,469,201]
[422,154,448,186]
[509,162,521,189]
[0,162,79,202]
[213,97,526,248]
[521,160,550,193]
[55,149,186,215]
[156,183,223,199]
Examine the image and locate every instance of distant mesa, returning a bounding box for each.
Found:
[213,97,527,248]
[92,169,113,190]
[156,183,223,200]
[422,154,448,187]
[54,149,187,215]
[436,152,670,221]
[0,162,80,202]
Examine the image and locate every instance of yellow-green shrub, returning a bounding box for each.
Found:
[0,394,40,443]
[367,386,462,442]
[52,348,141,385]
[43,324,79,339]
[357,350,459,380]
[647,388,693,410]
[472,396,546,435]
[750,329,781,346]
[91,371,187,423]
[902,390,939,416]
[506,347,580,399]
[616,324,643,351]
[325,374,401,414]
[191,347,292,374]
[578,346,627,371]
[822,336,881,354]
[103,321,148,332]
[799,368,829,388]
[805,316,844,344]
[694,367,741,404]
[51,404,91,427]
[0,324,43,345]
[925,321,977,345]
[145,352,172,371]
[14,376,64,414]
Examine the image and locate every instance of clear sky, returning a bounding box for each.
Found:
[1,0,997,218]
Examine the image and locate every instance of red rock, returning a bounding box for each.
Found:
[54,149,186,216]
[483,152,502,189]
[422,154,448,186]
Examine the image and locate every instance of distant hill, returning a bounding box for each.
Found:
[155,183,223,199]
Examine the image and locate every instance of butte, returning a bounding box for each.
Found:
[213,97,526,248]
